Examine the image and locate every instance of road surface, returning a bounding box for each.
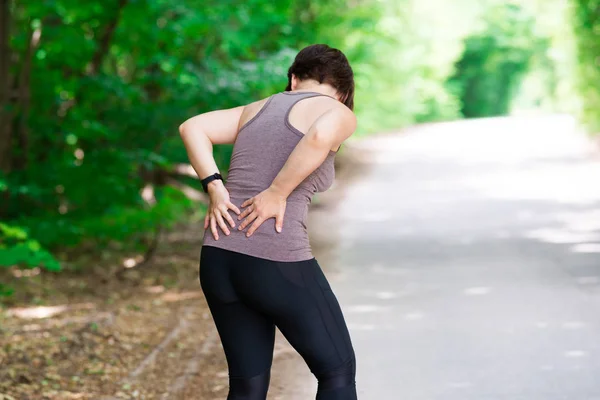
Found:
[273,115,600,399]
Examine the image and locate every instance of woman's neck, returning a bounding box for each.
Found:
[293,81,338,100]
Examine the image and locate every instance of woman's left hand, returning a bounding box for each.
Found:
[238,187,287,237]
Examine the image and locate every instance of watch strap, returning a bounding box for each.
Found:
[201,172,223,193]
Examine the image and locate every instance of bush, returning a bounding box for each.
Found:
[448,3,543,118]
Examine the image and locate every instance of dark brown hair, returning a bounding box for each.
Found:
[285,44,355,110]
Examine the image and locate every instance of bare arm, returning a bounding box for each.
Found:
[238,104,357,236]
[271,105,357,198]
[178,105,245,181]
[179,105,245,240]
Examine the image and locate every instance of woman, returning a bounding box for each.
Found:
[179,44,358,400]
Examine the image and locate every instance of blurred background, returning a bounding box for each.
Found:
[1,0,599,399]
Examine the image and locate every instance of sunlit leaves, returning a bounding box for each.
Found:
[572,0,600,132]
[0,223,61,272]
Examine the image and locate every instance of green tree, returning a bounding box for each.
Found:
[571,0,600,134]
[448,2,543,118]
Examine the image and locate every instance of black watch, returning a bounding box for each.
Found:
[201,172,223,193]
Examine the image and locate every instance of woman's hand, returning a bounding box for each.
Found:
[237,187,287,237]
[204,180,241,240]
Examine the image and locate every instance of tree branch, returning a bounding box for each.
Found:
[88,0,129,75]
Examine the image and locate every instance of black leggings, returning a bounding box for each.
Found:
[199,245,357,400]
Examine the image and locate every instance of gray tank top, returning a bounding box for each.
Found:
[202,91,337,262]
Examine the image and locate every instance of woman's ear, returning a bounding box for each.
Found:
[291,74,298,90]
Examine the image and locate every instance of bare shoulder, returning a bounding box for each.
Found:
[314,98,357,136]
[290,95,356,135]
[239,95,273,130]
[330,100,356,125]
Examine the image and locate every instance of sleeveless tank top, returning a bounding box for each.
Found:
[202,91,337,262]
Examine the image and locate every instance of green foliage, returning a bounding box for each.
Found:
[0,223,60,271]
[571,0,600,133]
[347,0,466,133]
[507,0,580,115]
[448,3,543,118]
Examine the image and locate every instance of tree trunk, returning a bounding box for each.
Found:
[13,24,41,170]
[0,0,12,172]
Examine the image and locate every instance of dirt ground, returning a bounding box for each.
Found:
[0,209,228,399]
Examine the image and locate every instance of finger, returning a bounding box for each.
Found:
[220,205,236,228]
[227,201,241,215]
[247,216,265,237]
[214,210,231,235]
[238,211,258,231]
[241,197,254,208]
[204,213,209,230]
[210,214,219,241]
[238,204,254,220]
[275,212,283,233]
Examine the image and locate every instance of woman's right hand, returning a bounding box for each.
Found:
[204,180,241,240]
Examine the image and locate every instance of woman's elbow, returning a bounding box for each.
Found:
[179,120,210,145]
[178,122,188,137]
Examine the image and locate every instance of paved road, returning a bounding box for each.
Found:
[285,115,600,399]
